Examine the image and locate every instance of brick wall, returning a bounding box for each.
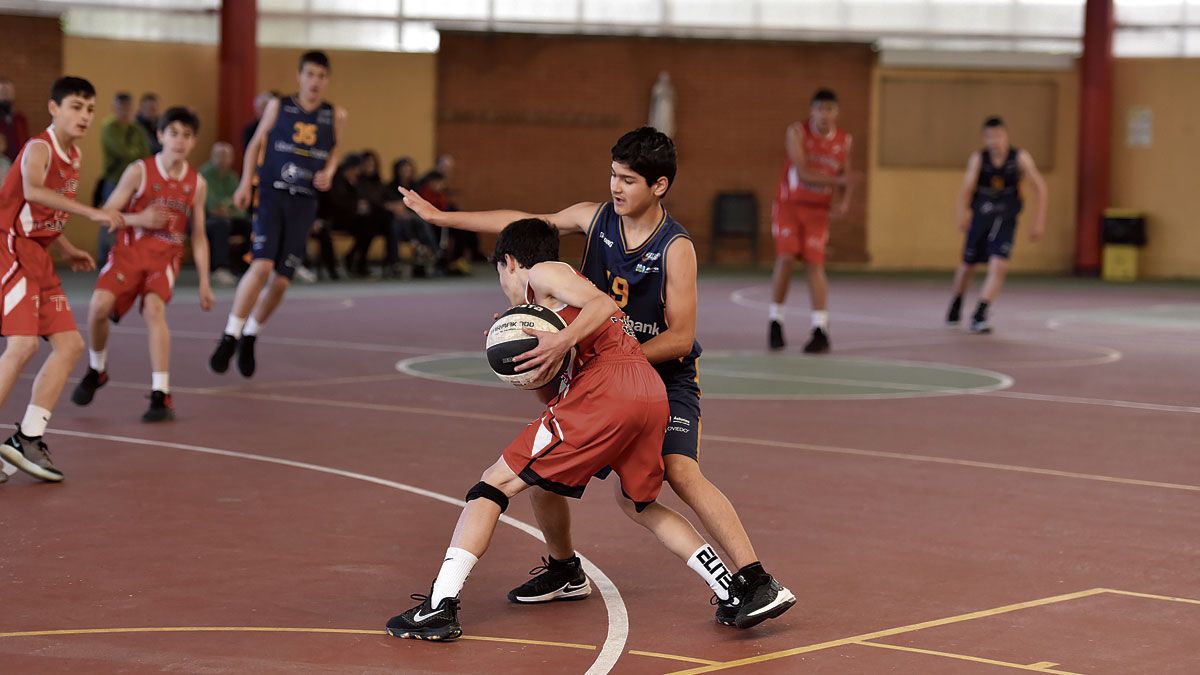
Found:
[436,32,873,264]
[0,14,64,134]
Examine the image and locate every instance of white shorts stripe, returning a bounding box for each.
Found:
[3,277,27,316]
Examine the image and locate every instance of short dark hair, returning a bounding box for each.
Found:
[611,127,677,194]
[300,50,331,72]
[811,88,838,105]
[140,92,158,103]
[983,116,1005,129]
[114,91,132,105]
[158,106,199,133]
[50,77,96,104]
[491,218,560,268]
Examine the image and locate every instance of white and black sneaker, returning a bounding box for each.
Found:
[714,592,741,627]
[729,563,796,629]
[508,555,592,604]
[969,318,993,334]
[0,426,64,482]
[386,592,462,641]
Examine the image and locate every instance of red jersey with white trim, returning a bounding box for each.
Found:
[0,128,82,243]
[118,154,199,255]
[525,264,644,371]
[777,120,850,208]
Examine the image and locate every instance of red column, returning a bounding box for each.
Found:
[218,0,256,161]
[1074,0,1114,275]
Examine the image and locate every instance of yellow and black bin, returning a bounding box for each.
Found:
[1101,209,1146,282]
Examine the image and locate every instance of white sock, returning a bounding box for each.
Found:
[89,349,107,372]
[687,544,732,601]
[21,405,51,438]
[769,303,783,322]
[243,317,263,337]
[152,371,169,393]
[225,314,246,338]
[431,546,479,606]
[812,310,829,329]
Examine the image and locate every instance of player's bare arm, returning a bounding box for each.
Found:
[641,237,697,364]
[1018,150,1048,242]
[516,261,620,383]
[22,142,125,230]
[398,189,595,236]
[832,138,854,218]
[234,97,281,209]
[101,162,164,230]
[190,178,215,311]
[49,234,95,272]
[957,151,983,233]
[786,123,846,188]
[313,106,346,192]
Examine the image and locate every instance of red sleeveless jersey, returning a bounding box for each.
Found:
[777,120,850,208]
[118,154,199,254]
[0,128,82,243]
[525,266,644,370]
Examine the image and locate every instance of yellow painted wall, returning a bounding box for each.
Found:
[866,66,1079,273]
[61,37,436,254]
[1110,59,1200,279]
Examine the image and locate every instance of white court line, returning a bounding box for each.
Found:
[108,326,443,355]
[983,390,1200,415]
[29,426,629,675]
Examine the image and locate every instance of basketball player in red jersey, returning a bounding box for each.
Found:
[386,219,733,641]
[71,107,214,422]
[769,88,853,353]
[0,77,125,485]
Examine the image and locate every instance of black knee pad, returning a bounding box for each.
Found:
[465,481,509,513]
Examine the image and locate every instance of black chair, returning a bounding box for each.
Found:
[710,191,759,264]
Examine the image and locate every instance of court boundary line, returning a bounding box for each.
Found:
[16,427,629,675]
[851,640,1083,674]
[663,586,1200,674]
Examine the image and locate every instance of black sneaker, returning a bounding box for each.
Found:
[946,298,962,326]
[768,320,786,351]
[142,390,176,423]
[385,593,462,641]
[730,564,796,629]
[209,334,238,374]
[0,427,63,482]
[508,555,591,604]
[714,589,742,627]
[71,368,109,406]
[803,327,831,354]
[236,335,257,378]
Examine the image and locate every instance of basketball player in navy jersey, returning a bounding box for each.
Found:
[399,128,795,629]
[208,51,345,376]
[947,116,1047,333]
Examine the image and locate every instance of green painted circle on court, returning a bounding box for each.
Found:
[396,352,1013,400]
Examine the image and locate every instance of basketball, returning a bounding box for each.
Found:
[485,304,575,390]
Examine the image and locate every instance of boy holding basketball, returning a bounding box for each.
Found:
[71,106,215,421]
[399,128,794,629]
[387,219,734,640]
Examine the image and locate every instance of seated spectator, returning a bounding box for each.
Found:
[357,150,401,276]
[0,76,29,164]
[199,141,249,286]
[387,157,439,277]
[418,153,483,275]
[320,154,376,277]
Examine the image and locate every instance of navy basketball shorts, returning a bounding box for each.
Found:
[251,187,318,279]
[662,380,702,461]
[962,211,1017,265]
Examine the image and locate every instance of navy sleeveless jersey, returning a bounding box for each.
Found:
[579,202,702,385]
[972,148,1022,215]
[258,95,335,197]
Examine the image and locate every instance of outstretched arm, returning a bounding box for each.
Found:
[398,187,596,236]
[1018,150,1048,242]
[640,237,697,364]
[22,142,125,230]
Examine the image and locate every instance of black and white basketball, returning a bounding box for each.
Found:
[486,304,575,390]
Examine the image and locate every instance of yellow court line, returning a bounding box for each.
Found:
[1029,663,1062,669]
[853,641,1083,674]
[1101,588,1200,606]
[627,650,720,666]
[664,588,1109,675]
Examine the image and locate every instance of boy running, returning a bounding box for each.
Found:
[209,51,344,377]
[387,219,734,639]
[768,88,852,353]
[71,106,215,421]
[399,128,794,629]
[0,77,122,484]
[946,116,1047,333]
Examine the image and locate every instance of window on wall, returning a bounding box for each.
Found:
[16,0,1199,56]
